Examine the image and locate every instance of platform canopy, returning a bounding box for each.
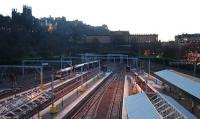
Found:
[154,69,200,100]
[161,94,197,119]
[125,93,161,119]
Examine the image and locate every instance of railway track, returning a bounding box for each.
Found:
[24,69,99,118]
[108,72,124,119]
[0,72,55,100]
[67,67,125,119]
[54,69,99,101]
[0,68,99,119]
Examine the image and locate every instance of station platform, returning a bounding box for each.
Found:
[125,70,195,119]
[122,75,128,119]
[137,72,163,92]
[155,69,200,100]
[32,72,112,119]
[0,72,88,119]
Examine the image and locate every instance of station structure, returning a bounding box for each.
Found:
[0,54,200,119]
[0,60,101,119]
[124,70,199,119]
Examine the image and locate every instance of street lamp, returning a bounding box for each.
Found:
[60,55,63,70]
[48,62,58,113]
[99,60,101,74]
[79,66,84,92]
[50,74,57,114]
[146,58,150,93]
[193,62,200,76]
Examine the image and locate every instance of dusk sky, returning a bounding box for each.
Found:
[0,0,200,41]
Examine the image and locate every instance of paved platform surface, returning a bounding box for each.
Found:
[32,72,111,119]
[122,75,128,119]
[54,72,111,119]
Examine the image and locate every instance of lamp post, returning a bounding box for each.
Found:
[60,55,63,70]
[61,81,64,108]
[194,62,200,77]
[50,74,57,113]
[146,58,150,93]
[22,61,24,77]
[80,66,84,92]
[39,63,48,90]
[193,62,196,77]
[127,56,128,66]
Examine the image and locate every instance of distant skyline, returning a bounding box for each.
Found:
[0,0,200,41]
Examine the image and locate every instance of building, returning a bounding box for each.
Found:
[12,5,32,19]
[129,34,160,55]
[85,35,111,43]
[161,41,176,47]
[84,31,160,55]
[85,31,158,44]
[175,34,200,46]
[129,34,158,43]
[174,34,200,60]
[22,5,32,17]
[111,31,130,42]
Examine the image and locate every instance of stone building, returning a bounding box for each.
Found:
[175,34,200,46]
[129,34,158,43]
[85,31,158,44]
[85,35,111,43]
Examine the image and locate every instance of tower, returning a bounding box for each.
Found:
[11,8,19,19]
[22,5,32,17]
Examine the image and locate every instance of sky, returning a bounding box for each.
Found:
[0,0,200,41]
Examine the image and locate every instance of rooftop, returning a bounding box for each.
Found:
[161,94,197,119]
[125,93,161,119]
[154,69,200,100]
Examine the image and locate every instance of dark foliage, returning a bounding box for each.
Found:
[0,11,110,64]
